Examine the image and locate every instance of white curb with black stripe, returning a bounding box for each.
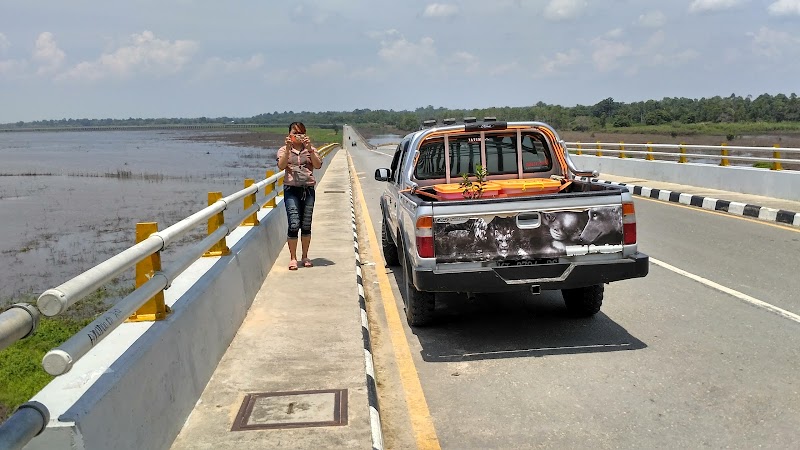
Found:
[348,177,384,450]
[578,177,800,227]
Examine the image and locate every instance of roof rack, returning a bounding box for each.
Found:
[422,119,437,128]
[484,116,497,122]
[442,118,456,125]
[463,117,477,123]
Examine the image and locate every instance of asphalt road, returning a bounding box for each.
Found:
[343,126,800,449]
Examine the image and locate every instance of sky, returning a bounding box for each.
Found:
[1,0,799,123]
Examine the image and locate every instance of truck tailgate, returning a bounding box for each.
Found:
[432,194,624,263]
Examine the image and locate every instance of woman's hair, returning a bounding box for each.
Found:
[289,122,306,134]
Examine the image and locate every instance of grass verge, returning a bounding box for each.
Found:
[0,285,132,422]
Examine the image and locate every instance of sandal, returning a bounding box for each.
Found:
[302,258,313,268]
[289,259,298,271]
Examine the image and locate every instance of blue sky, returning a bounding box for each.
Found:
[1,0,799,123]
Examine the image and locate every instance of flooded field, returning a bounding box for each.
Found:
[0,130,283,305]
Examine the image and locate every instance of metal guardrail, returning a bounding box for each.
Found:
[0,143,338,448]
[564,142,800,170]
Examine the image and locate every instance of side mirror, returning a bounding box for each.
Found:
[374,168,391,182]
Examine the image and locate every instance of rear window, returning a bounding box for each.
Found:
[414,132,551,180]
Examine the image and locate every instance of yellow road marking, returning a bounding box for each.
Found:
[636,196,800,232]
[348,151,442,450]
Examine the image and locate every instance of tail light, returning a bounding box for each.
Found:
[416,216,435,258]
[622,202,637,245]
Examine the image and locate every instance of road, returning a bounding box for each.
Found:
[342,126,800,449]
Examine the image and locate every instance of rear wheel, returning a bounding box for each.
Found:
[561,284,604,317]
[401,249,435,326]
[381,219,400,266]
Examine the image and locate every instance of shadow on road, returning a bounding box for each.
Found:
[387,268,647,362]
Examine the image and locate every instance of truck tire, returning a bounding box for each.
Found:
[382,219,400,266]
[402,251,435,326]
[561,284,603,317]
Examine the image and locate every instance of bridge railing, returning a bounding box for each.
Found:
[0,143,337,450]
[564,141,800,170]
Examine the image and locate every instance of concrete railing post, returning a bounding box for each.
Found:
[264,170,276,208]
[204,192,230,257]
[242,179,259,226]
[128,222,169,322]
[772,144,783,171]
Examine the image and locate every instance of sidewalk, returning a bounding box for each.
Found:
[171,151,374,449]
[584,174,800,227]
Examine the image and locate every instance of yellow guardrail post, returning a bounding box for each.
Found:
[242,178,259,226]
[264,170,276,208]
[720,143,730,166]
[128,222,169,322]
[646,142,654,161]
[576,142,582,155]
[679,142,687,163]
[596,141,603,157]
[618,141,626,158]
[277,171,284,198]
[203,192,230,257]
[772,144,783,171]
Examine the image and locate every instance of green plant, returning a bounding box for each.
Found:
[459,164,488,199]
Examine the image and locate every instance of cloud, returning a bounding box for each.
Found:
[377,36,437,66]
[747,26,800,59]
[638,11,666,28]
[445,51,480,73]
[423,3,459,18]
[767,0,800,16]
[689,0,744,14]
[538,49,582,75]
[33,32,66,75]
[591,37,632,72]
[58,31,198,82]
[0,33,10,53]
[543,0,588,21]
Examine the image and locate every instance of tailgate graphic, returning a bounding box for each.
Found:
[434,206,623,263]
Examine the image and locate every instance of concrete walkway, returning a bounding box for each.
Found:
[171,151,372,449]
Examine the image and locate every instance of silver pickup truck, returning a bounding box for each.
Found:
[374,119,648,326]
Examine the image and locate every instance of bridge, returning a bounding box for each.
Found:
[1,125,799,449]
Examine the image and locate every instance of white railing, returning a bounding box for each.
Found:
[0,143,338,450]
[564,142,800,170]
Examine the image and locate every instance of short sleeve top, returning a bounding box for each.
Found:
[277,145,317,187]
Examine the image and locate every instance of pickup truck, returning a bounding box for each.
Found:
[373,119,649,326]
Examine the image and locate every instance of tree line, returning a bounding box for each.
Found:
[6,93,800,133]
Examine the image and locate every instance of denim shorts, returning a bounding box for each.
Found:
[283,185,315,238]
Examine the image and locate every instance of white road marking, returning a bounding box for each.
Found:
[651,257,800,324]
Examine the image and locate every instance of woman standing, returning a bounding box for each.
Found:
[277,122,323,270]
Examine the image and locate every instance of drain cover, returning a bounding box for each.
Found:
[231,389,348,431]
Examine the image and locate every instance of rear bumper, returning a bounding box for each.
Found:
[413,252,649,293]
